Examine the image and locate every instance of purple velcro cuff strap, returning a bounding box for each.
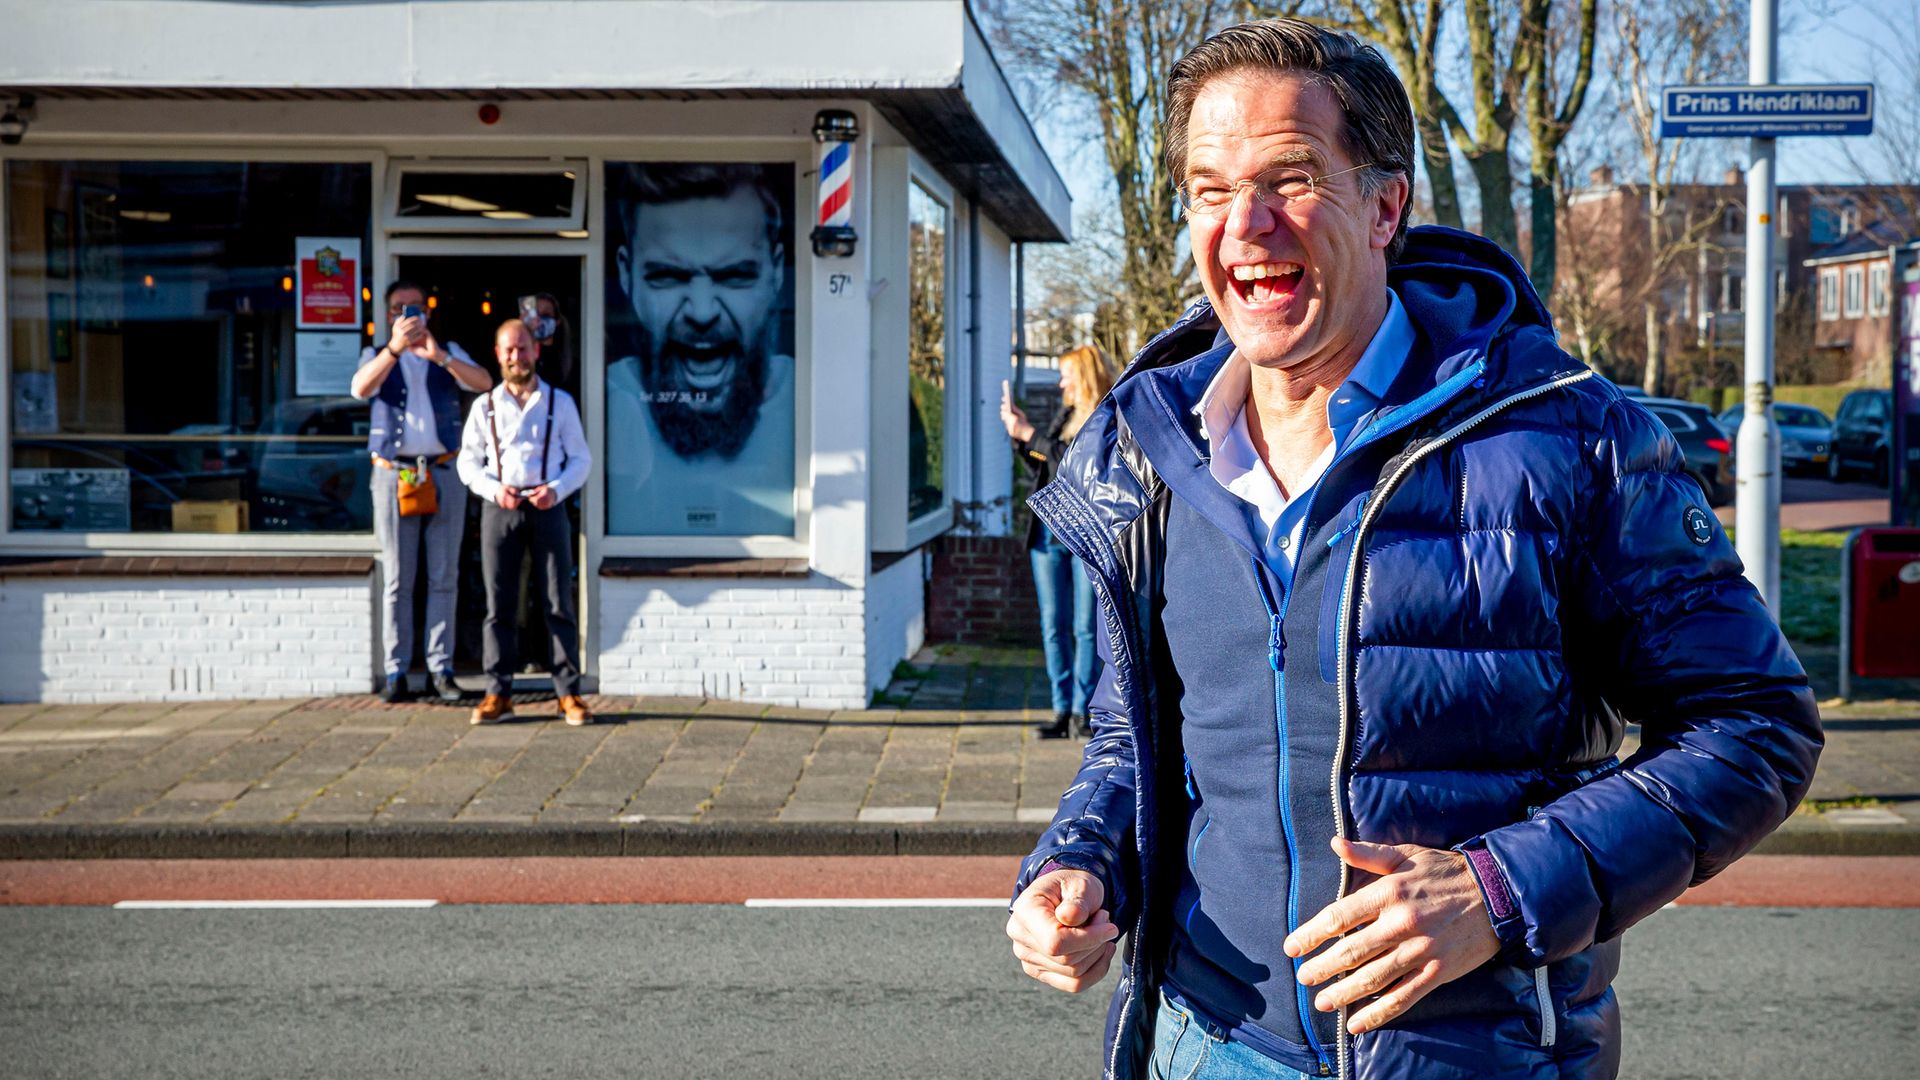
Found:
[1036,860,1069,879]
[1464,845,1516,921]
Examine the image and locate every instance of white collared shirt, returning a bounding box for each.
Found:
[352,342,475,457]
[457,379,592,502]
[1195,291,1415,580]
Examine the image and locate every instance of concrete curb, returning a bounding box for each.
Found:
[3,820,1916,859]
[0,821,1052,860]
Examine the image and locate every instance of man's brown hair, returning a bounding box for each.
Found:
[1166,18,1416,263]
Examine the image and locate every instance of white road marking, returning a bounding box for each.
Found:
[743,898,1006,908]
[112,899,439,909]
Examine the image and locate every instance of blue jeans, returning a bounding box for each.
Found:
[1152,994,1315,1080]
[1029,529,1100,716]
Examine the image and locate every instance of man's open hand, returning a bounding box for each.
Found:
[1006,868,1120,993]
[1285,837,1500,1035]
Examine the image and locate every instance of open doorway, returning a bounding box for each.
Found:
[390,254,584,678]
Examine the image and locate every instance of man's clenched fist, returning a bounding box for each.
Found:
[1006,868,1121,993]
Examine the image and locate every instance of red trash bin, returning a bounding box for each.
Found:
[1839,527,1920,699]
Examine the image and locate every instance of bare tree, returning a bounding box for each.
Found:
[1298,0,1466,230]
[1827,0,1920,225]
[1441,0,1536,251]
[1524,0,1598,299]
[983,0,1252,353]
[1613,0,1747,395]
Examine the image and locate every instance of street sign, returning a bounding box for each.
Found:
[1661,83,1873,138]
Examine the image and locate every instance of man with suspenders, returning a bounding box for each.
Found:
[457,319,594,726]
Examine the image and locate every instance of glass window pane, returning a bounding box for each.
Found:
[907,181,947,522]
[7,160,374,533]
[602,163,797,537]
[396,169,576,221]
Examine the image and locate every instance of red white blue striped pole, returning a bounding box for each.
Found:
[811,110,859,257]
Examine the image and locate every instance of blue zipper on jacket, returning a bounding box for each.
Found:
[1248,557,1332,1074]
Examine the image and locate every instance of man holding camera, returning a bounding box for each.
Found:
[351,280,493,704]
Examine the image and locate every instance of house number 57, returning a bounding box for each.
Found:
[829,273,853,295]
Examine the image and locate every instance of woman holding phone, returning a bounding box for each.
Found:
[999,345,1116,739]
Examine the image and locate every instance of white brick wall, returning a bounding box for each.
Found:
[598,573,877,710]
[865,554,925,693]
[0,576,374,703]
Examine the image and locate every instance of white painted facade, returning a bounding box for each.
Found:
[0,0,1065,707]
[0,576,375,702]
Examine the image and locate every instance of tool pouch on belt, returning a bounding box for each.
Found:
[396,456,439,518]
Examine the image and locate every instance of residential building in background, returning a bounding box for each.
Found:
[1557,164,1917,390]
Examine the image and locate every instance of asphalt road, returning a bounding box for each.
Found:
[2,904,1913,1080]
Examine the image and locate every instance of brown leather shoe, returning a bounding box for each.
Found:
[559,695,594,727]
[470,693,513,726]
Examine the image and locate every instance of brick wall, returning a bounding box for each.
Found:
[0,577,375,702]
[927,535,1039,645]
[597,573,871,710]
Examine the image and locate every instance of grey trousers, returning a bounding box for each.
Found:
[479,501,580,697]
[371,460,463,677]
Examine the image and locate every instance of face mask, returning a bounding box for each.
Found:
[526,315,557,342]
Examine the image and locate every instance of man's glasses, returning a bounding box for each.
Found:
[1175,162,1375,217]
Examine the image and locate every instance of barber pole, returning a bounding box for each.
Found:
[811,109,859,257]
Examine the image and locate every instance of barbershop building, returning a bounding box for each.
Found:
[0,0,1069,707]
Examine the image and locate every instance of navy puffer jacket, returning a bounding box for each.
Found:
[1015,226,1822,1080]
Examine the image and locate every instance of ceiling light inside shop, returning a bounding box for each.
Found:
[558,229,589,239]
[481,210,534,220]
[415,193,501,213]
[119,209,172,223]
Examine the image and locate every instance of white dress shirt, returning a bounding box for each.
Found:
[458,379,592,502]
[1195,291,1415,581]
[351,342,476,457]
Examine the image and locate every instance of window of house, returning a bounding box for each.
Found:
[1869,262,1891,317]
[1820,269,1840,320]
[6,159,374,534]
[906,179,949,524]
[1722,271,1744,313]
[1811,203,1844,245]
[1844,266,1865,318]
[1722,205,1741,235]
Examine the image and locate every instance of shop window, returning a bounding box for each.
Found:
[907,180,949,523]
[1844,266,1865,318]
[6,159,373,534]
[602,161,798,538]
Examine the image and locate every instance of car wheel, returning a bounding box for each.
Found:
[1828,452,1847,483]
[1873,449,1890,488]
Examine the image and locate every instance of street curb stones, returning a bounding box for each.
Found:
[0,821,1053,860]
[2,819,1915,859]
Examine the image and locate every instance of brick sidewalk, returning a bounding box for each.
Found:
[0,643,1914,856]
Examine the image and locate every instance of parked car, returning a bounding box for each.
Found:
[1715,403,1834,476]
[1828,389,1894,487]
[1642,397,1734,506]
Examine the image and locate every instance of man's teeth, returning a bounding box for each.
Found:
[1232,262,1304,281]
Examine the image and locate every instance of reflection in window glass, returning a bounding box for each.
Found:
[395,169,577,221]
[6,160,373,532]
[908,181,947,522]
